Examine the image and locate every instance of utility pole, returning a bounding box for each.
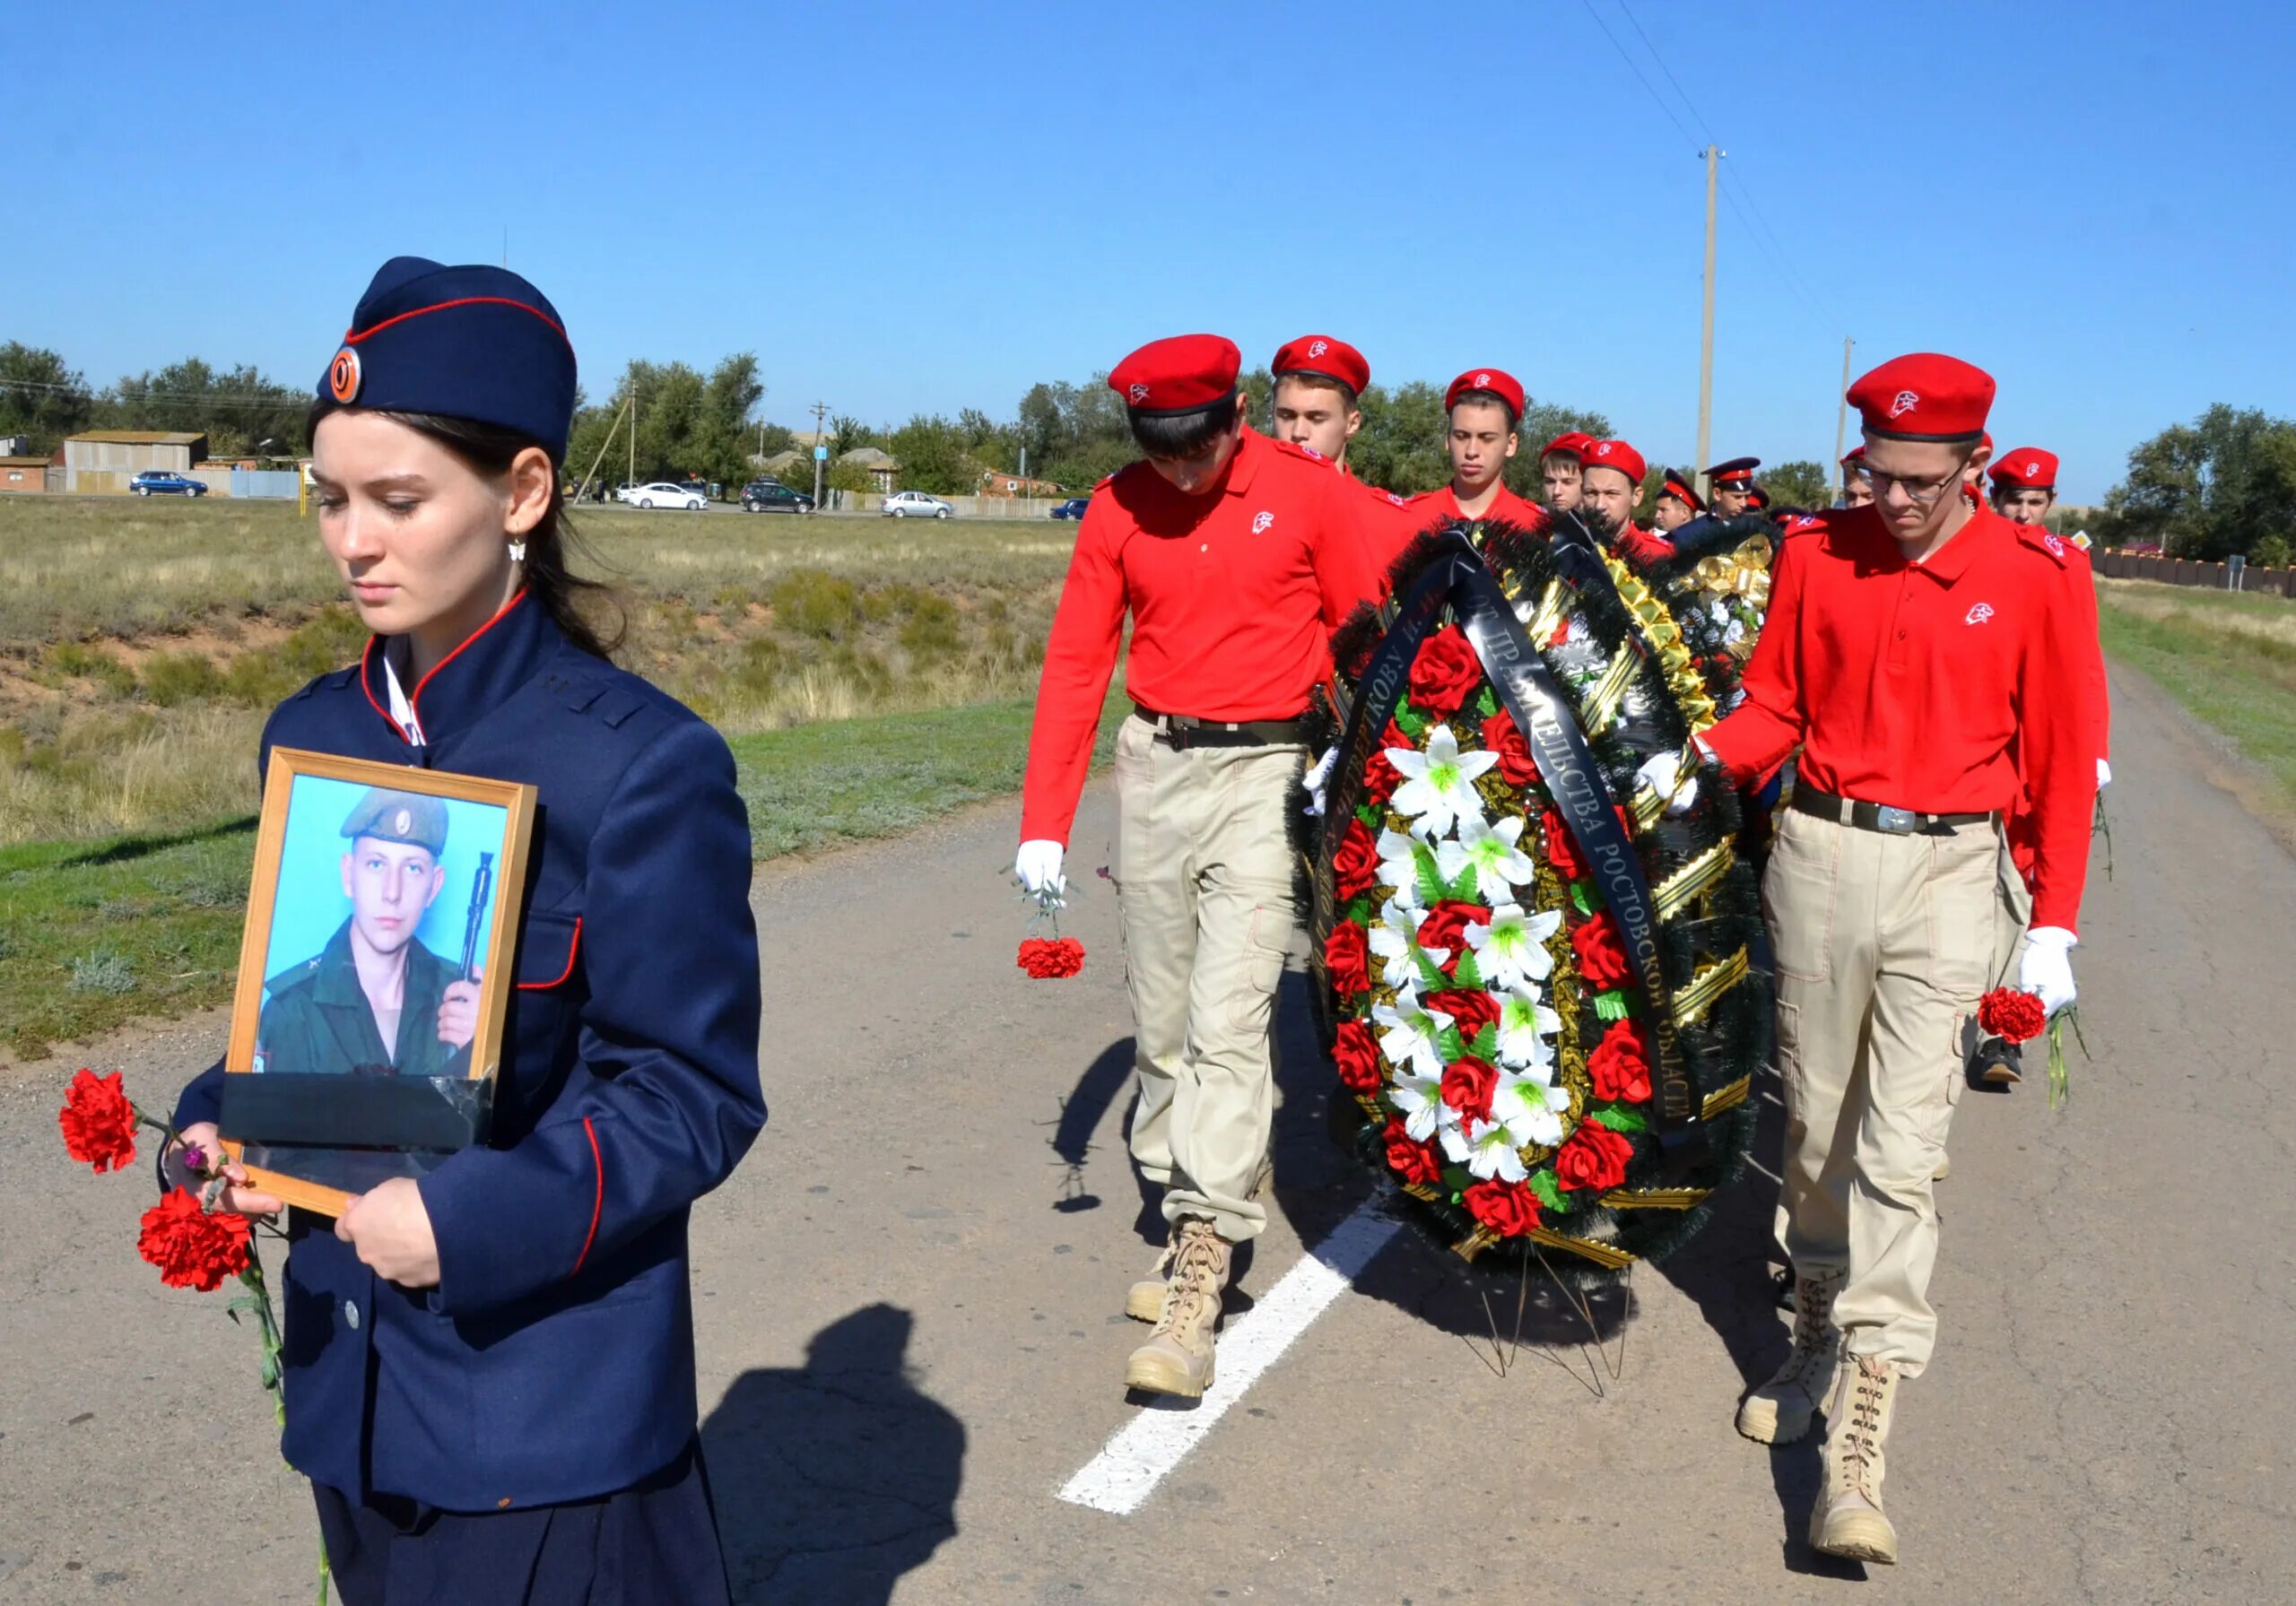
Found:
[1695,145,1722,499]
[1832,336,1855,499]
[810,400,829,508]
[628,381,637,492]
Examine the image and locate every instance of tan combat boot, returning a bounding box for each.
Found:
[1123,1217,1231,1399]
[1811,1353,1902,1565]
[1125,1234,1177,1324]
[1735,1266,1846,1445]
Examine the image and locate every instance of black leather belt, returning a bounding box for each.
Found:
[1791,785,1997,836]
[1133,703,1307,751]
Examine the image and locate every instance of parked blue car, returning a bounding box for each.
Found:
[1049,497,1091,519]
[131,471,206,498]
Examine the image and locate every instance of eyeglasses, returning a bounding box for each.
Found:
[1862,465,1968,506]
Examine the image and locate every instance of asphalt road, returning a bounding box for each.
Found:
[2,659,2290,1604]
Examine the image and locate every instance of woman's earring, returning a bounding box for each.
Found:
[508,538,528,564]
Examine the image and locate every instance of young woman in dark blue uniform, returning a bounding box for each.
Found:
[170,257,765,1605]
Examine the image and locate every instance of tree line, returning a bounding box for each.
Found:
[2083,404,2296,564]
[0,343,309,460]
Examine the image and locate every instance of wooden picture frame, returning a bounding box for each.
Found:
[218,747,537,1215]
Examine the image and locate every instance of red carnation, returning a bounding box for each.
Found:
[1361,721,1412,806]
[1333,1020,1384,1093]
[1334,819,1379,901]
[136,1186,252,1293]
[1425,989,1500,1042]
[1542,809,1589,883]
[1017,936,1086,979]
[59,1067,141,1175]
[1408,627,1483,718]
[1570,914,1633,994]
[1587,1018,1652,1103]
[1416,899,1492,959]
[1325,921,1371,996]
[1464,1178,1542,1237]
[1382,1116,1442,1186]
[1978,986,2048,1044]
[1439,1056,1500,1123]
[1555,1123,1635,1193]
[1481,710,1540,787]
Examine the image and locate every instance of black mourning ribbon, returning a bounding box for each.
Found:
[221,1072,490,1154]
[1313,525,1709,1171]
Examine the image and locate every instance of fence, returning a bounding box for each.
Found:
[817,490,1065,519]
[2093,550,2296,598]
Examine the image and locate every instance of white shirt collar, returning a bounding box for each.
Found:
[380,638,428,747]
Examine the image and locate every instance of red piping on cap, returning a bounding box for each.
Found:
[344,296,570,349]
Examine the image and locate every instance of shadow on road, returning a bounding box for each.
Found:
[1042,1037,1135,1218]
[701,1305,965,1605]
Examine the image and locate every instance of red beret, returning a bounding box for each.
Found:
[1109,334,1241,417]
[1271,334,1369,395]
[1840,443,1867,466]
[1990,447,2059,490]
[1659,469,1705,511]
[1581,438,1646,485]
[1541,430,1592,462]
[1848,352,1995,443]
[1445,367,1526,421]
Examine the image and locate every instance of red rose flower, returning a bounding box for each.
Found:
[1555,1123,1635,1193]
[1425,989,1500,1042]
[1361,721,1412,806]
[1333,1020,1384,1093]
[1542,809,1589,883]
[1439,1056,1500,1123]
[1481,710,1540,787]
[136,1186,252,1293]
[1334,819,1379,901]
[1325,921,1371,996]
[59,1067,140,1175]
[1408,627,1483,717]
[1464,1178,1542,1237]
[1416,899,1492,958]
[1382,1116,1442,1186]
[1017,936,1085,978]
[1587,1019,1652,1103]
[1570,914,1633,994]
[1977,986,2047,1044]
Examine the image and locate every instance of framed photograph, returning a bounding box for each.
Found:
[217,748,537,1215]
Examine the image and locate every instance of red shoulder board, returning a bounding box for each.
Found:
[1268,438,1332,467]
[2016,522,2077,568]
[1781,512,1827,538]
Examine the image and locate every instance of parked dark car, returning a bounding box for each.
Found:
[742,481,814,514]
[131,470,206,498]
[1049,497,1091,519]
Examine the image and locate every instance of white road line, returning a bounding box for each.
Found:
[1056,1197,1404,1515]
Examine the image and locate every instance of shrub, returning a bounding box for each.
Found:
[49,643,139,699]
[769,569,863,640]
[2253,534,2292,569]
[141,650,223,707]
[899,593,964,660]
[69,949,136,994]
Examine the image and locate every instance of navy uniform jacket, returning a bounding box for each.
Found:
[175,591,765,1513]
[257,917,471,1079]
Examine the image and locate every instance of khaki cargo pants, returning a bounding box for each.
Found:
[1109,714,1302,1244]
[1764,806,2017,1376]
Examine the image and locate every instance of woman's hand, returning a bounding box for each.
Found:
[170,1122,284,1217]
[335,1177,441,1289]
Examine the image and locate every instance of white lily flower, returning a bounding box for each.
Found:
[1436,814,1539,904]
[1387,724,1498,842]
[1374,827,1426,908]
[1495,981,1564,1067]
[1492,1066,1572,1148]
[1371,984,1454,1082]
[1441,1114,1533,1183]
[1465,903,1565,992]
[1387,1063,1452,1142]
[1367,898,1445,988]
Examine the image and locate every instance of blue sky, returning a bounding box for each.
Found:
[11,0,2292,502]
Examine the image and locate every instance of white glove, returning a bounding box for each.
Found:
[1303,745,1337,816]
[1635,751,1698,816]
[2018,926,2077,1017]
[2096,758,2111,788]
[1014,839,1066,906]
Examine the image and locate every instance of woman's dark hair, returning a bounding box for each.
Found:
[306,398,623,658]
[1127,391,1240,459]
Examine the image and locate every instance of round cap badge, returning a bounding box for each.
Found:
[392,807,413,836]
[328,346,362,404]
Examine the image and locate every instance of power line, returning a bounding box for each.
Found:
[0,377,308,412]
[1576,0,1700,150]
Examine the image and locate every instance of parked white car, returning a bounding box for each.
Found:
[629,482,707,511]
[882,490,953,519]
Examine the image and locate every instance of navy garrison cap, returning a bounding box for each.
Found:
[319,256,578,461]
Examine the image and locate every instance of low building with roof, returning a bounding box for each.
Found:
[61,430,210,494]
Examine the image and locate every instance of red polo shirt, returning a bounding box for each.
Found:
[1613,522,1676,568]
[1020,428,1381,844]
[1702,503,2102,931]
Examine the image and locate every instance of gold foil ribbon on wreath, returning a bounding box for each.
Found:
[1694,536,1774,610]
[1671,946,1750,1028]
[1651,840,1735,922]
[1603,556,1719,735]
[1453,1223,1637,1269]
[1600,1187,1713,1210]
[1700,1075,1752,1121]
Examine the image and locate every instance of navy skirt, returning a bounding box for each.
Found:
[314,1441,729,1606]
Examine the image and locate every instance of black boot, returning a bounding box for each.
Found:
[1970,1035,2022,1087]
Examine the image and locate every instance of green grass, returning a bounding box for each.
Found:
[2100,587,2296,809]
[0,683,1127,1061]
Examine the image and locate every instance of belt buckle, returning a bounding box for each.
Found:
[1874,804,1918,834]
[1161,716,1196,751]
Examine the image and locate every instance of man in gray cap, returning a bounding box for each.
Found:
[256,786,478,1078]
